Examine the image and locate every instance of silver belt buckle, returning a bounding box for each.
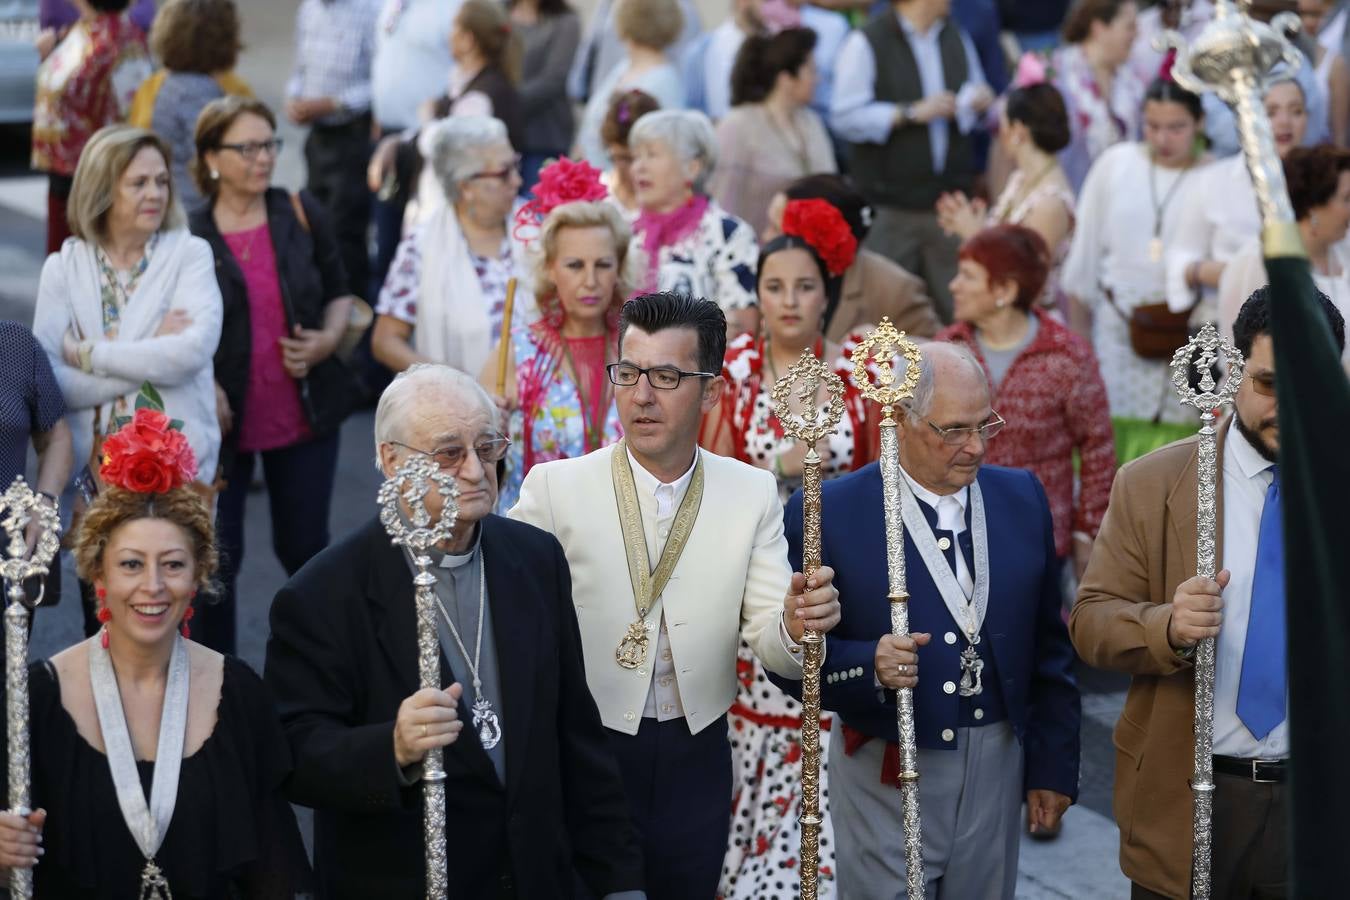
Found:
[1250,758,1282,783]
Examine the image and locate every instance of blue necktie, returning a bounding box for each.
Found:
[1236,466,1286,741]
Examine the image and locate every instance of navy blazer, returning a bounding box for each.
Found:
[776,462,1081,800]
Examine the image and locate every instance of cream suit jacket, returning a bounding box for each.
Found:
[509,444,802,736]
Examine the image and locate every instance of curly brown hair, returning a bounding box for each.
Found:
[151,0,243,74]
[1284,144,1350,221]
[73,487,219,591]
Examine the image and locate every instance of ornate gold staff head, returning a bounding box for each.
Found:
[771,349,847,463]
[378,455,461,561]
[0,478,60,608]
[852,318,923,424]
[1171,323,1245,415]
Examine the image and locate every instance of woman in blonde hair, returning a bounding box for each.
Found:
[0,409,309,895]
[31,124,223,565]
[483,158,632,509]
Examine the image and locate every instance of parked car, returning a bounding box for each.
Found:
[0,0,40,125]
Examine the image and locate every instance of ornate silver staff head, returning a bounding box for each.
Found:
[377,454,461,561]
[1157,0,1303,225]
[1158,0,1302,104]
[1171,323,1246,417]
[772,349,847,461]
[852,318,923,420]
[0,478,60,608]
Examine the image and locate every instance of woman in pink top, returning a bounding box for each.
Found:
[188,96,357,655]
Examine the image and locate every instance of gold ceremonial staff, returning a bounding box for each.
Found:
[769,349,846,900]
[1157,2,1298,895]
[852,319,924,899]
[378,458,460,900]
[0,478,60,900]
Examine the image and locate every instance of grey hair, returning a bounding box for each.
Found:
[628,109,718,191]
[372,364,501,471]
[900,342,989,424]
[426,115,511,202]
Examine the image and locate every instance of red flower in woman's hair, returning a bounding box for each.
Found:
[781,198,858,277]
[513,156,609,242]
[99,407,197,493]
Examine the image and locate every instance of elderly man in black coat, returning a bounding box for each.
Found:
[265,364,645,899]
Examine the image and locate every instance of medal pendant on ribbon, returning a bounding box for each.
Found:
[473,696,503,750]
[958,643,984,697]
[616,621,649,669]
[138,860,172,900]
[1149,237,1163,263]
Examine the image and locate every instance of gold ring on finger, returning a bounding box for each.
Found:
[421,724,428,738]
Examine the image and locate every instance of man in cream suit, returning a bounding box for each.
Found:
[510,292,841,900]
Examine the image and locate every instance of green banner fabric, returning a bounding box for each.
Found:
[1262,253,1350,896]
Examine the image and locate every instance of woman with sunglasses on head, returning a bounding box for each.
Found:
[482,159,633,510]
[939,224,1116,585]
[188,96,357,656]
[372,116,532,379]
[701,198,875,899]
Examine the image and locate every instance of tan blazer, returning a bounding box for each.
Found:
[509,445,801,736]
[826,248,943,344]
[1069,430,1227,899]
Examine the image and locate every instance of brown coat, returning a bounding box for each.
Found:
[1069,429,1227,900]
[826,248,943,344]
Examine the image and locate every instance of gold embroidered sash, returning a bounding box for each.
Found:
[611,439,705,668]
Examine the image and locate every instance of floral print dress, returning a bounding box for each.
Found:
[498,324,623,511]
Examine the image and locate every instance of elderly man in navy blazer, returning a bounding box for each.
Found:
[778,342,1080,900]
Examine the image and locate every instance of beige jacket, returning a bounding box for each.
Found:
[827,248,943,343]
[509,445,801,735]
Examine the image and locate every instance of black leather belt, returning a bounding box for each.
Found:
[1213,754,1287,783]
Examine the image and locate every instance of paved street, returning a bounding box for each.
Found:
[0,1,1133,894]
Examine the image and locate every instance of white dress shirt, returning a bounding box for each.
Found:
[829,11,986,172]
[702,20,745,121]
[626,448,696,722]
[1214,419,1288,758]
[899,466,973,599]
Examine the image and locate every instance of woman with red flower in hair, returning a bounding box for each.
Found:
[702,197,875,899]
[0,407,311,896]
[484,158,635,510]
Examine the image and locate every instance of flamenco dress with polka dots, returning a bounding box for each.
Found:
[709,332,874,899]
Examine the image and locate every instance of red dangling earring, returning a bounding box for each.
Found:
[96,599,111,648]
[180,605,195,639]
[95,587,106,601]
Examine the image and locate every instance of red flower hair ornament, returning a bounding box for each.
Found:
[513,157,609,242]
[781,198,858,277]
[99,386,197,494]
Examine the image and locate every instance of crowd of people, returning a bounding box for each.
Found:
[2,0,1347,897]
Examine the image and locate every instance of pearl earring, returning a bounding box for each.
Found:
[210,169,220,180]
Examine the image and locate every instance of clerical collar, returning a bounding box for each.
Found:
[898,463,968,514]
[1226,416,1275,482]
[438,524,482,569]
[626,446,698,497]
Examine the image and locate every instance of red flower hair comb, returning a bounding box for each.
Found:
[513,156,609,242]
[781,198,858,277]
[99,384,197,494]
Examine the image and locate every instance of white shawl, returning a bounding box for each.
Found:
[415,204,533,375]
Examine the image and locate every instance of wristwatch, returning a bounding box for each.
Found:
[895,103,916,128]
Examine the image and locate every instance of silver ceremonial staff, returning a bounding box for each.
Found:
[1168,328,1244,899]
[770,348,846,900]
[0,478,60,900]
[853,318,925,899]
[1158,2,1296,896]
[378,457,460,900]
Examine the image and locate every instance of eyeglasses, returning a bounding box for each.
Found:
[469,154,522,182]
[607,363,716,390]
[1247,371,1276,397]
[390,437,511,470]
[217,138,284,161]
[926,412,1006,446]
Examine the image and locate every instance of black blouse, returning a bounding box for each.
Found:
[11,655,310,898]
